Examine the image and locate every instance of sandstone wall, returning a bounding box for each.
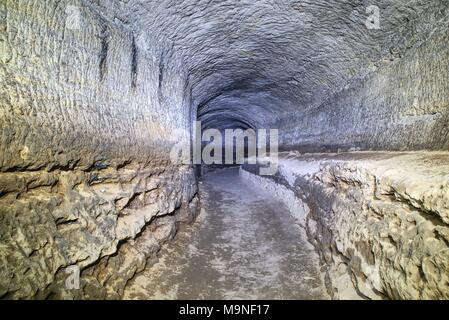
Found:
[242,152,449,299]
[1,0,448,300]
[277,25,449,152]
[0,0,197,299]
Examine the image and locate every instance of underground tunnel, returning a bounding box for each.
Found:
[0,0,448,301]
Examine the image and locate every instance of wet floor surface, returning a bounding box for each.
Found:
[123,168,329,299]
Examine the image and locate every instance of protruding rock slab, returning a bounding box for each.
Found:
[0,162,199,299]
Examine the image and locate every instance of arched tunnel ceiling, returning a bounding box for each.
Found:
[103,0,448,130]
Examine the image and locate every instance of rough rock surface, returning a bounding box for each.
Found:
[124,168,328,299]
[1,0,448,300]
[277,24,449,151]
[0,0,198,299]
[0,160,199,299]
[121,0,448,148]
[242,152,449,300]
[4,0,444,140]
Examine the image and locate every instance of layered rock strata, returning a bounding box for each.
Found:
[241,152,449,299]
[0,0,198,299]
[1,0,448,300]
[0,161,199,299]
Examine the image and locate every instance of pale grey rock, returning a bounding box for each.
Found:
[242,152,449,299]
[1,0,448,299]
